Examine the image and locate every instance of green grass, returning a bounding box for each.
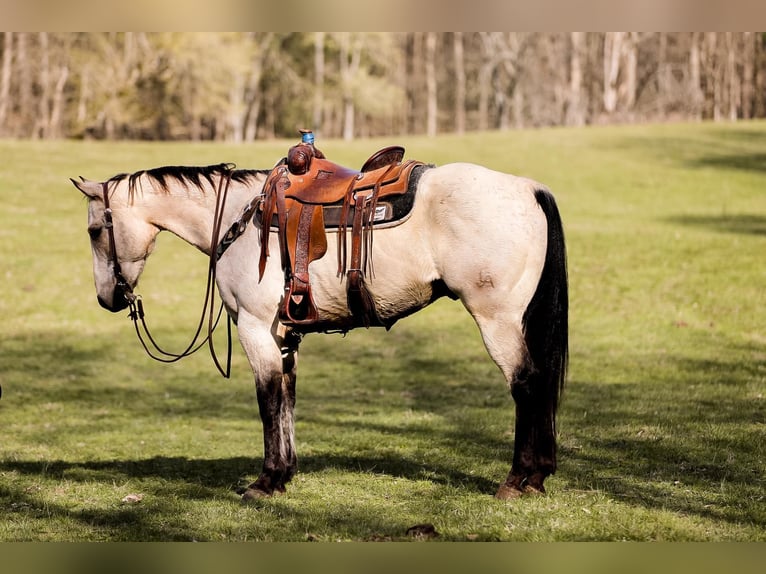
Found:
[1,122,765,541]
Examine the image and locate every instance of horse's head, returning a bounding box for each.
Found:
[72,177,159,312]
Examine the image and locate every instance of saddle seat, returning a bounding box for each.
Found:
[283,146,409,205]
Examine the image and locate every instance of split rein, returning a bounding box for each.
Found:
[100,171,240,378]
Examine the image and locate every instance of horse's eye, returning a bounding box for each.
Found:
[88,226,102,240]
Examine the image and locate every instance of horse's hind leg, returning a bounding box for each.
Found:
[471,313,556,499]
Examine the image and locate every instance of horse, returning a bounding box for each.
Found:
[72,157,568,501]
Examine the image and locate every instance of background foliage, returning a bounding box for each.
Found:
[1,32,765,141]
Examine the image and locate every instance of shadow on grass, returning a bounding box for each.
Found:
[665,214,766,236]
[2,321,765,537]
[599,126,766,176]
[0,328,254,421]
[0,451,493,541]
[688,152,766,174]
[559,362,765,528]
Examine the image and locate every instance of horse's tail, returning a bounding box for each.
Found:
[522,188,569,459]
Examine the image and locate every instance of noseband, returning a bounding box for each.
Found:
[99,175,233,378]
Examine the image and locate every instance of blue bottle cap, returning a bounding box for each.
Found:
[300,129,314,145]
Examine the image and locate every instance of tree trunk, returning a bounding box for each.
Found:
[706,33,723,121]
[0,33,12,135]
[689,32,704,120]
[17,33,33,137]
[49,63,69,139]
[35,32,51,139]
[453,32,466,134]
[425,32,437,136]
[228,77,244,143]
[403,33,414,135]
[622,32,638,110]
[566,31,585,125]
[77,66,89,125]
[243,68,262,142]
[754,34,765,118]
[477,33,497,131]
[603,32,623,114]
[313,32,325,135]
[726,32,740,120]
[339,33,361,141]
[512,87,523,129]
[741,32,754,119]
[657,33,669,117]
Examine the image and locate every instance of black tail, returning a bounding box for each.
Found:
[522,188,569,456]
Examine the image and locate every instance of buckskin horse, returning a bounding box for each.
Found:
[72,139,568,501]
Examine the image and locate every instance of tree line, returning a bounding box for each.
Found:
[1,32,764,141]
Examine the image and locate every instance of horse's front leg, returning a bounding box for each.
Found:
[237,316,300,500]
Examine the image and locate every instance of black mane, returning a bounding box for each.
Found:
[108,163,270,194]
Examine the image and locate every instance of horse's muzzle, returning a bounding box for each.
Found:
[97,284,132,313]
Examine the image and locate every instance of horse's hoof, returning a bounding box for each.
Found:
[522,484,545,496]
[494,484,524,500]
[240,485,287,502]
[240,487,272,502]
[494,483,545,500]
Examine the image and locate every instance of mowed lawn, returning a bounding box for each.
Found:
[0,122,764,541]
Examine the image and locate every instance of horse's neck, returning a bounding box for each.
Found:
[136,177,261,255]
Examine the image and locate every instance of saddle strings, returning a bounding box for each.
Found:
[118,170,234,378]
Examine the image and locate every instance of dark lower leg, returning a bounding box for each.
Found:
[496,367,557,499]
[243,364,298,499]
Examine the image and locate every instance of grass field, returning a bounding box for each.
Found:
[1,122,764,541]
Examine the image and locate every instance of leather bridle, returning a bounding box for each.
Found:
[99,171,234,378]
[101,181,136,305]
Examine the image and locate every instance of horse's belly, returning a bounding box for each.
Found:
[307,223,438,325]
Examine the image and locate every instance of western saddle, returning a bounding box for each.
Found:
[256,129,427,331]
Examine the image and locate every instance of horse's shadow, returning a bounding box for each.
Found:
[0,449,497,498]
[0,451,494,541]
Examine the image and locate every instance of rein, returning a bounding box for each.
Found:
[100,172,234,378]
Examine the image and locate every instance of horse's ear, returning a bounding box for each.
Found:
[71,177,102,199]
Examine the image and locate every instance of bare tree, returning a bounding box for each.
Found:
[689,32,704,120]
[741,32,755,119]
[338,33,362,140]
[622,32,639,111]
[754,34,766,118]
[453,32,466,134]
[477,33,493,131]
[241,33,274,142]
[725,32,738,120]
[477,33,529,130]
[313,32,325,135]
[656,33,670,116]
[603,32,624,114]
[48,36,70,139]
[2,32,766,141]
[566,32,585,125]
[0,33,12,135]
[425,32,438,136]
[17,33,33,136]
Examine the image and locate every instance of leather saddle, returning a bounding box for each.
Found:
[256,138,426,331]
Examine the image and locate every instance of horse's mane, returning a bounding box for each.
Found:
[108,163,270,196]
